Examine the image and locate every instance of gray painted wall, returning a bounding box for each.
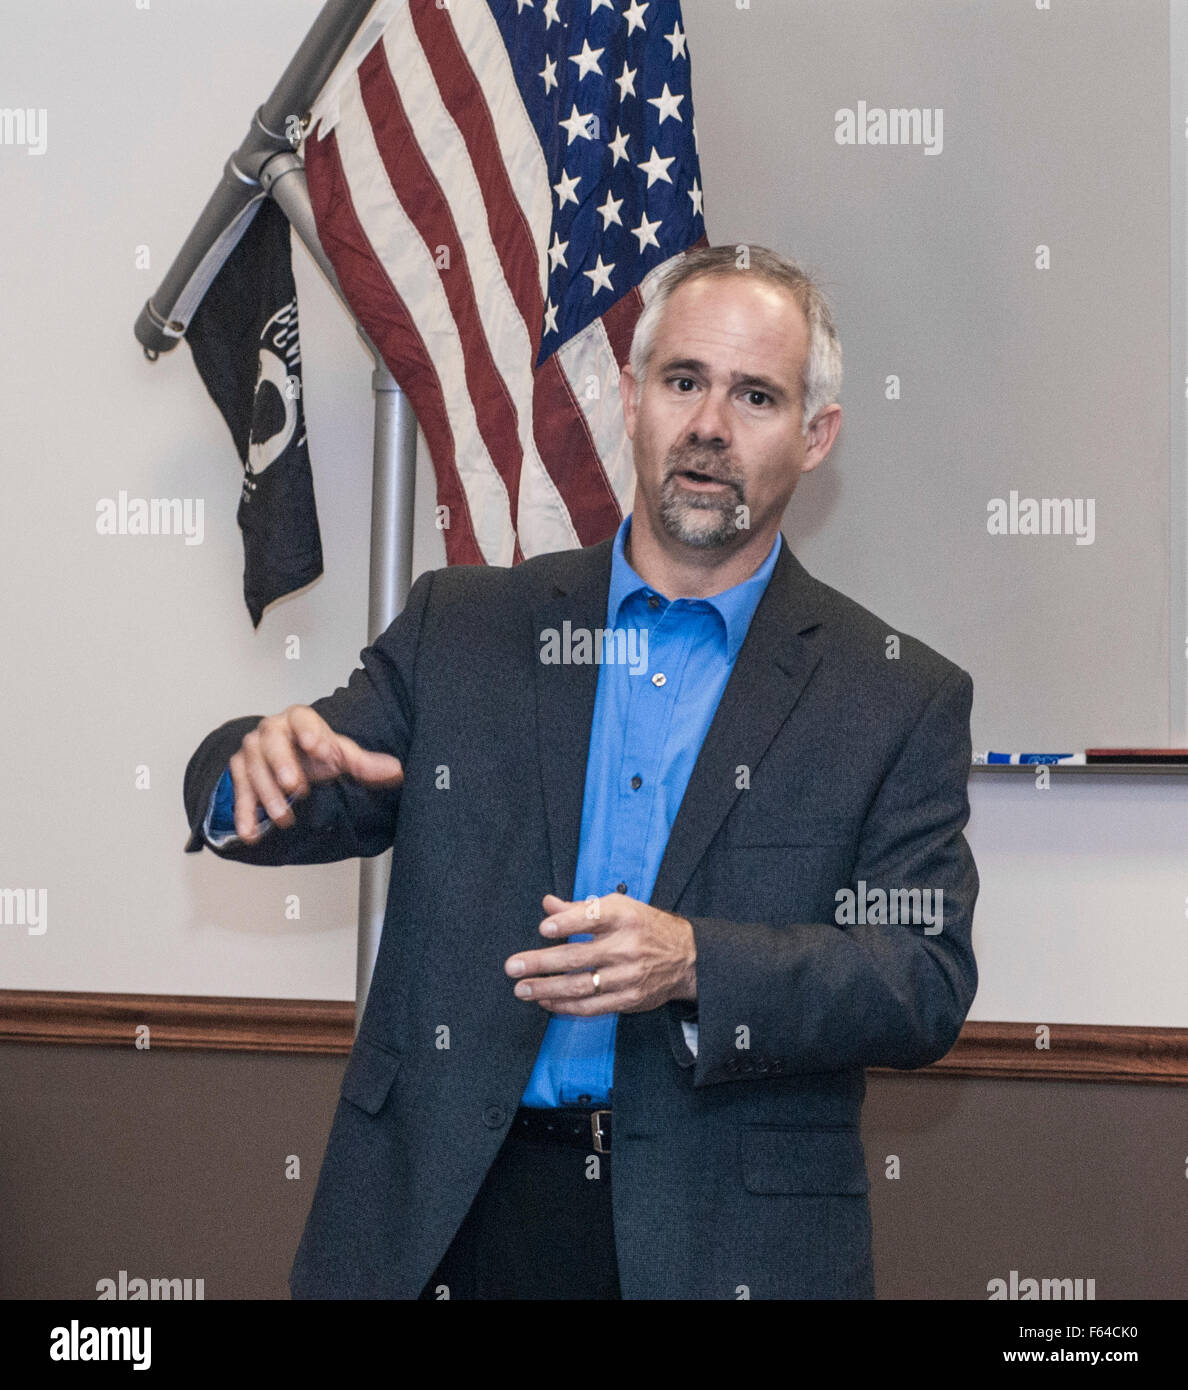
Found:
[685,0,1179,748]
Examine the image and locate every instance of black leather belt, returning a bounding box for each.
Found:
[513,1105,612,1154]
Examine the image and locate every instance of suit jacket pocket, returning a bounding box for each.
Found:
[340,1037,403,1115]
[740,1126,870,1195]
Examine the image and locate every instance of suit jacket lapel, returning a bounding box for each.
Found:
[531,533,827,910]
[531,538,615,899]
[649,538,826,913]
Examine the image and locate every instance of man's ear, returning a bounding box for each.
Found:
[620,364,639,440]
[801,403,842,472]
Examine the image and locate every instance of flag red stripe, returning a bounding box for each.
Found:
[411,2,542,353]
[531,361,623,545]
[305,126,484,565]
[600,288,644,372]
[413,5,620,546]
[357,43,526,526]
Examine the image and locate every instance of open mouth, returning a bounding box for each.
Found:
[675,468,733,489]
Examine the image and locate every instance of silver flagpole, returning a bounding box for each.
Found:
[263,154,417,1031]
[135,0,417,1030]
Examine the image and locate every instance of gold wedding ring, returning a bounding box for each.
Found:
[591,971,601,996]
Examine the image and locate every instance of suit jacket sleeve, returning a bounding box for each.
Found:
[687,664,978,1082]
[181,568,434,864]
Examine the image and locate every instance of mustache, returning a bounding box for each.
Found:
[662,448,744,491]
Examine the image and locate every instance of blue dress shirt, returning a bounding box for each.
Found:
[519,515,781,1107]
[205,515,782,1107]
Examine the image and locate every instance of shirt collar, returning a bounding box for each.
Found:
[608,513,783,663]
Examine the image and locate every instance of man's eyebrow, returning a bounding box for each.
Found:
[656,358,791,399]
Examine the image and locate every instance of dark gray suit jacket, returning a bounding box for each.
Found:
[183,534,978,1300]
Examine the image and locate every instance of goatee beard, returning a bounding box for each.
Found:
[657,451,746,549]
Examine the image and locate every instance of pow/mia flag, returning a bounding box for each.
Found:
[186,196,323,627]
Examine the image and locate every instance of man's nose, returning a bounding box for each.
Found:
[687,389,732,446]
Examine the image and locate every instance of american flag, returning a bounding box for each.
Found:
[304,0,707,565]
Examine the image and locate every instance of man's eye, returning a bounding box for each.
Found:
[670,377,696,392]
[745,390,771,407]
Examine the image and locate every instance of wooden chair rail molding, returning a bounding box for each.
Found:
[1,991,1186,1083]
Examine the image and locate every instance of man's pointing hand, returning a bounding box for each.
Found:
[505,892,697,1015]
[229,704,404,841]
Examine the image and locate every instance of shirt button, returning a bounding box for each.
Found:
[647,595,661,610]
[481,1104,507,1128]
[651,672,667,687]
[630,774,642,789]
[615,882,628,893]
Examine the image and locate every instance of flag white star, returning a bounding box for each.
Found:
[596,189,624,230]
[583,255,616,295]
[692,117,699,156]
[542,0,562,28]
[665,21,688,59]
[637,146,675,187]
[630,212,662,253]
[608,126,630,165]
[553,169,581,207]
[539,55,558,94]
[515,0,534,12]
[547,231,569,271]
[623,0,649,36]
[687,177,704,217]
[614,62,637,102]
[569,38,605,80]
[559,103,597,144]
[543,299,559,334]
[591,0,616,12]
[647,83,684,125]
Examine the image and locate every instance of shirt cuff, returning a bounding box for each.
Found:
[203,766,290,848]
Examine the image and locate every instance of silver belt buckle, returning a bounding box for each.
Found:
[590,1109,611,1155]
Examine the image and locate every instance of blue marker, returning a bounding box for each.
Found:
[973,752,1086,765]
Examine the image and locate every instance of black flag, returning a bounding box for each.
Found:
[186,197,323,626]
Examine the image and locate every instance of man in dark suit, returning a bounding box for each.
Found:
[183,244,978,1300]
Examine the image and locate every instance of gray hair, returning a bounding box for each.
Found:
[627,245,843,435]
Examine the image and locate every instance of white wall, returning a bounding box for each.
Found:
[0,0,443,1000]
[2,0,1184,1024]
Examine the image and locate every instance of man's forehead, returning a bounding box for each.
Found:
[652,275,809,377]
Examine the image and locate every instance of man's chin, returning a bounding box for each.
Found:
[658,505,740,550]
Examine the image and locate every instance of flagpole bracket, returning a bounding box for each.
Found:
[133,0,379,358]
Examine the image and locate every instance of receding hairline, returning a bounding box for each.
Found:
[637,264,814,360]
[665,264,815,317]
